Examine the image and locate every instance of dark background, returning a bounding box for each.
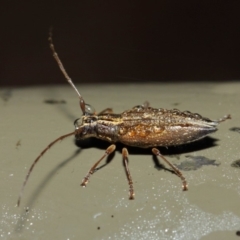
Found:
[1,1,240,86]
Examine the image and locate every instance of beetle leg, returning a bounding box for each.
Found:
[81,144,116,187]
[97,108,113,115]
[152,148,188,191]
[122,148,135,200]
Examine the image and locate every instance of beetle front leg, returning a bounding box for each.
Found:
[97,108,113,115]
[81,144,116,187]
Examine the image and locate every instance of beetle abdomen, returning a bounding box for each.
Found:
[118,107,219,148]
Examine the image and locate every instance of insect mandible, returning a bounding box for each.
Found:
[17,31,231,206]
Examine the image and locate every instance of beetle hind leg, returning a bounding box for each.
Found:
[152,148,188,191]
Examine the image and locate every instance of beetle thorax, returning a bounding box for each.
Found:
[74,115,120,142]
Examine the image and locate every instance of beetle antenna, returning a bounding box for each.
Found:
[17,131,75,207]
[48,28,86,114]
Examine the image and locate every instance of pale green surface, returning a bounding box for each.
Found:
[0,82,240,240]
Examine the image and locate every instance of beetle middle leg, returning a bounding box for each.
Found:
[81,144,116,187]
[152,148,188,191]
[122,148,135,200]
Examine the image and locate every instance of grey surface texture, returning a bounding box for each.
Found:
[0,82,240,240]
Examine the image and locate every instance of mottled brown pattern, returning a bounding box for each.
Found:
[78,106,222,148]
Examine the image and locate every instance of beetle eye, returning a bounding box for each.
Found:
[74,118,82,129]
[85,104,95,115]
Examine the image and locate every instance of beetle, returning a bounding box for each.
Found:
[17,32,231,206]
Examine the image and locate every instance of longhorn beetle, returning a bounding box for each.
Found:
[17,31,231,206]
